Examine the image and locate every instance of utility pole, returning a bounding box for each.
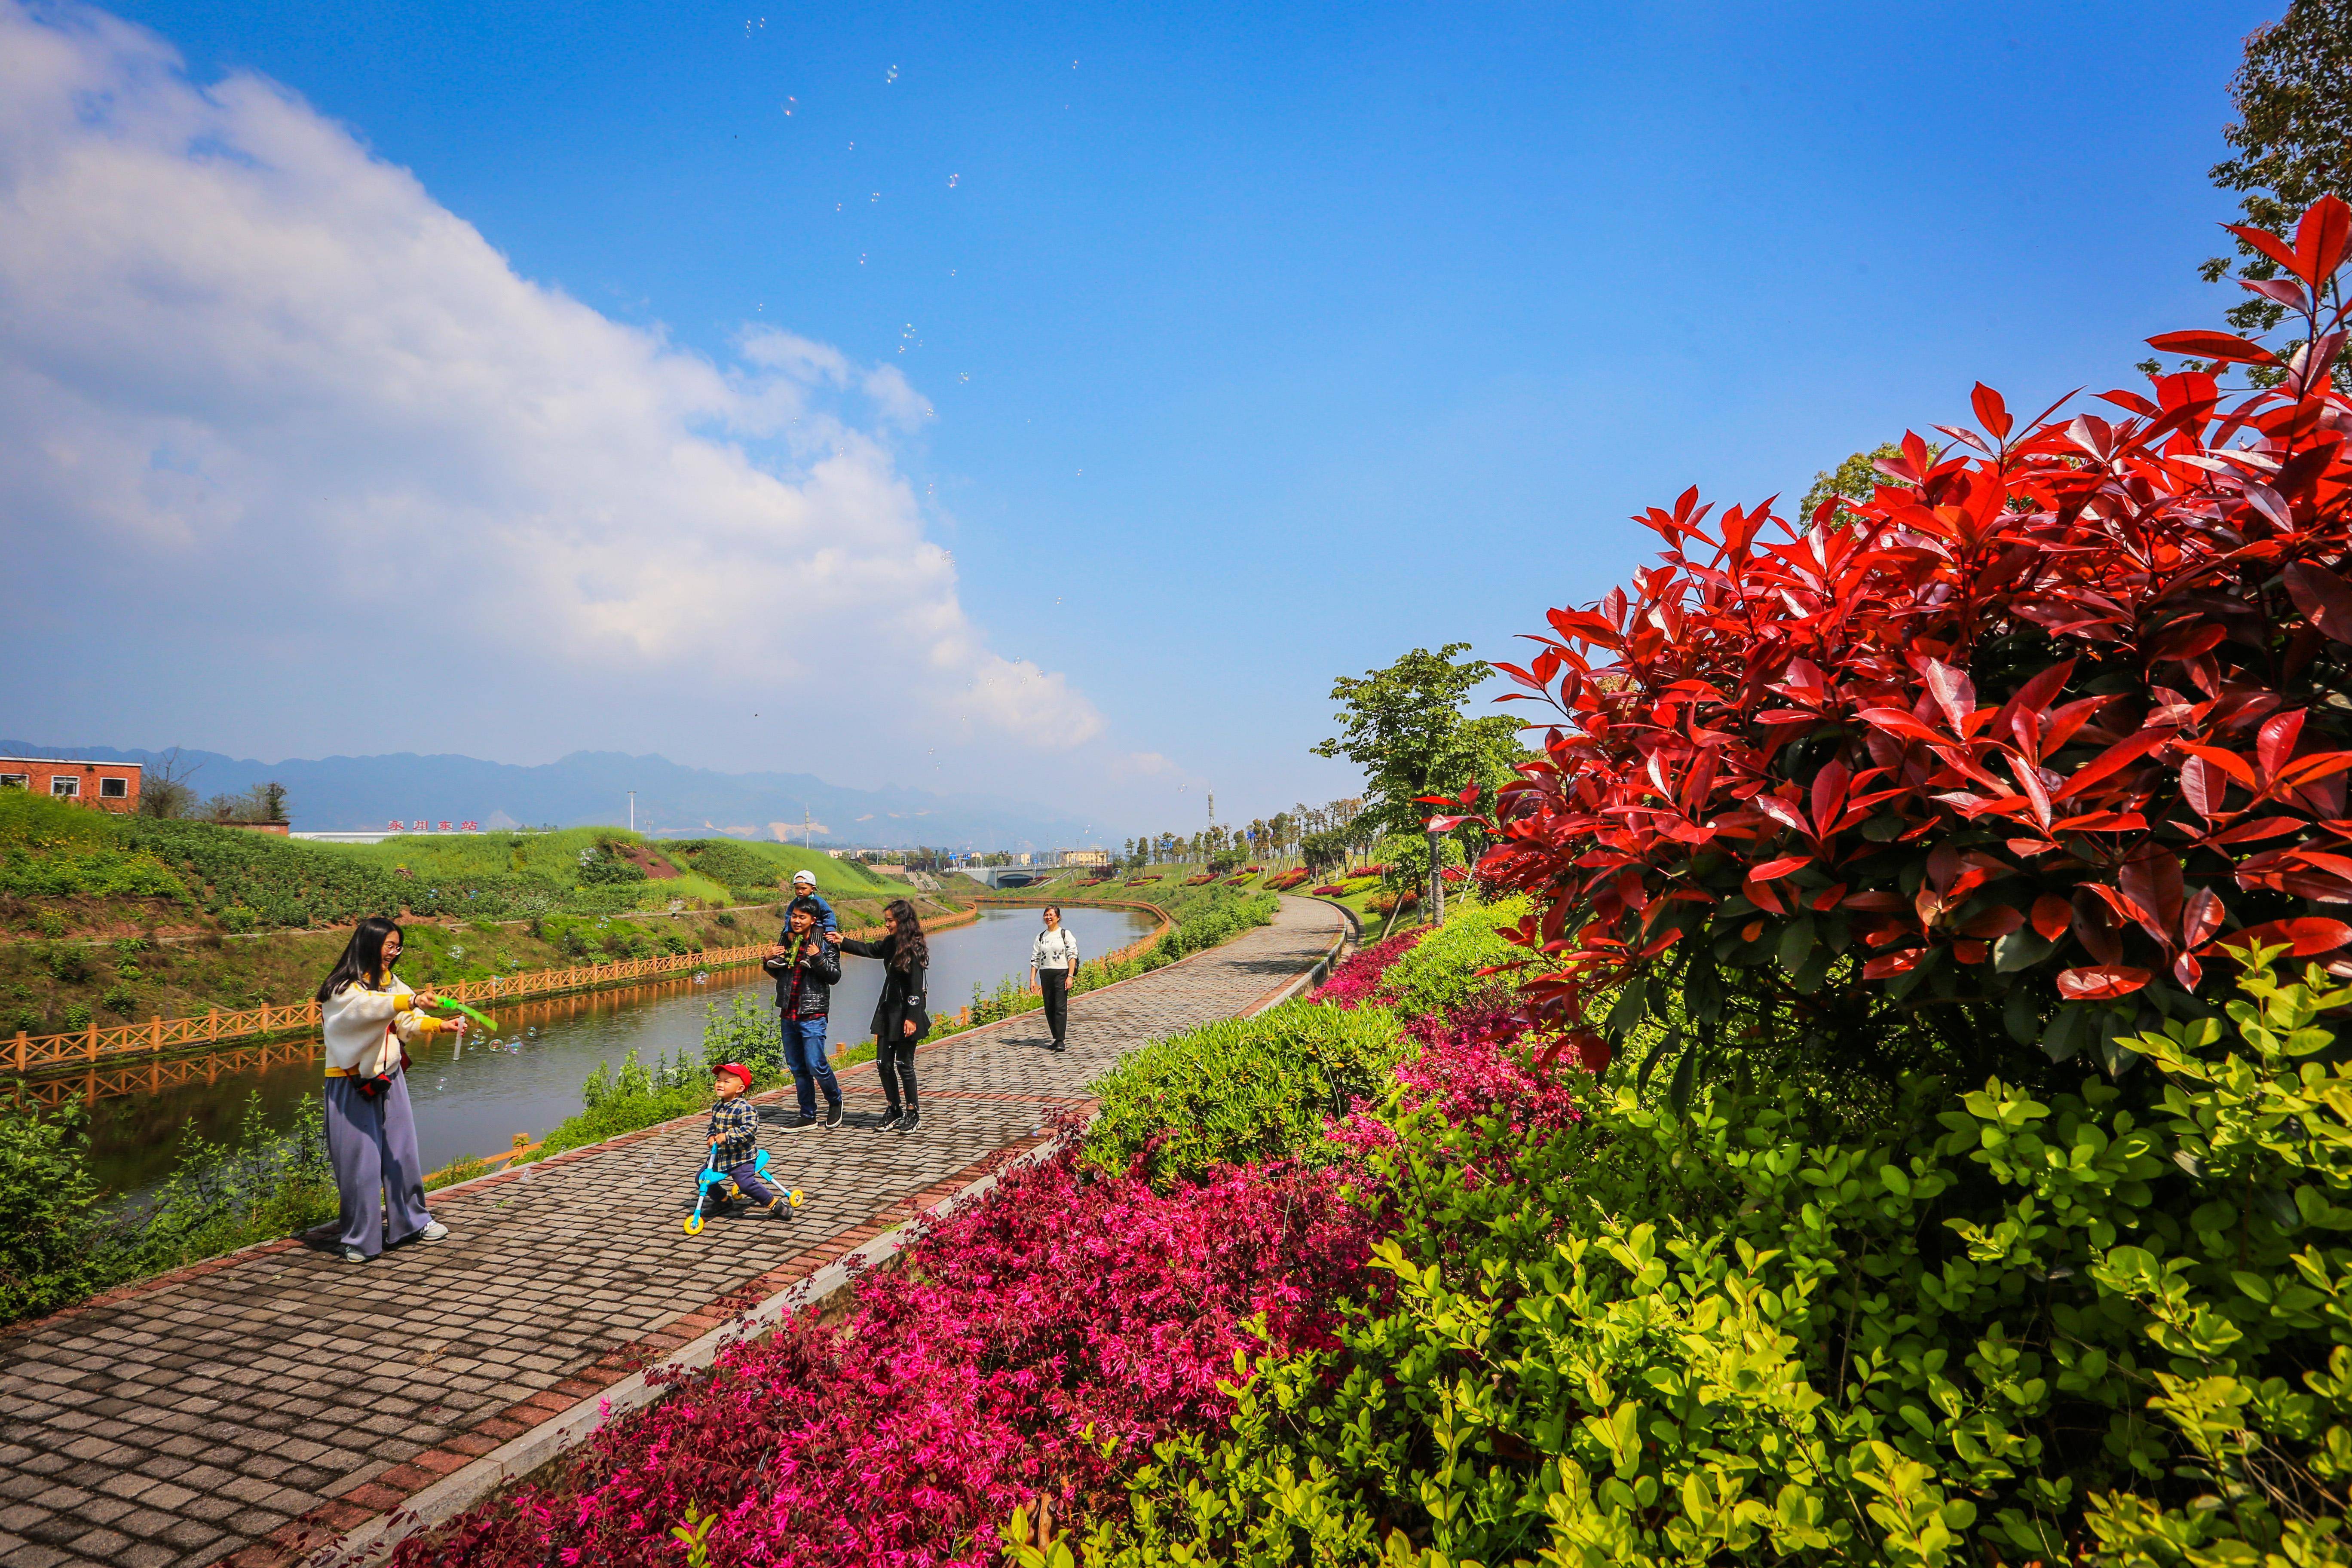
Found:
[628,791,635,833]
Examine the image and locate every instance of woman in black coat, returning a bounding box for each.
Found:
[830,897,931,1131]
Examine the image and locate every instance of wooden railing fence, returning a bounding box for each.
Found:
[7,942,775,1078]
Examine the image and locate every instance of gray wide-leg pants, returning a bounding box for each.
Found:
[324,1071,433,1257]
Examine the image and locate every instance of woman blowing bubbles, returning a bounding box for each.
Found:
[315,916,462,1263]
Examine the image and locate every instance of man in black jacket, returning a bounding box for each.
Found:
[763,904,844,1130]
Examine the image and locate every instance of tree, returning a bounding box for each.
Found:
[1301,830,1350,881]
[2189,0,2352,385]
[1798,443,1904,528]
[136,747,201,819]
[1312,645,1525,849]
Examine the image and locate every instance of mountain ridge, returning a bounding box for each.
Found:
[0,742,1099,849]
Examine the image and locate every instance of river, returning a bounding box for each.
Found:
[82,903,1154,1198]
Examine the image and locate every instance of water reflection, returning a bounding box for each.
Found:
[81,906,1151,1198]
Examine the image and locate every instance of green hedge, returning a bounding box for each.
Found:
[1091,958,2352,1566]
[1369,892,1531,1018]
[1084,1000,1409,1188]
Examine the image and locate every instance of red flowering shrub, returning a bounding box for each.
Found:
[1312,927,1427,1007]
[1474,199,2352,1090]
[1394,1000,1586,1135]
[1311,883,1346,895]
[390,1141,1381,1568]
[1267,868,1311,891]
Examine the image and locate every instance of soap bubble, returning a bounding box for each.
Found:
[947,173,959,188]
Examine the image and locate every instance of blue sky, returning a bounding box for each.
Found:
[0,0,2283,840]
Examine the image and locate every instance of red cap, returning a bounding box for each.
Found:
[713,1062,754,1089]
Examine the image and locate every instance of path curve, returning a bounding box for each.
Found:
[0,897,1344,1568]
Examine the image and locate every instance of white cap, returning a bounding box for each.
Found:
[792,870,816,886]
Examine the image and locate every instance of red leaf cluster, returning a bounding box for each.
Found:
[389,1139,1380,1568]
[1477,199,2352,1066]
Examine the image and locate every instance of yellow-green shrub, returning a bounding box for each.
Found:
[1087,958,2352,1566]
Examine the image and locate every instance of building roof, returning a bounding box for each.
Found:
[0,757,142,769]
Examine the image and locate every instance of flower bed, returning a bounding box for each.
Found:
[1311,926,1427,1007]
[392,1138,1378,1568]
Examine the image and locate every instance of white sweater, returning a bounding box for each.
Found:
[321,977,443,1075]
[1032,928,1080,971]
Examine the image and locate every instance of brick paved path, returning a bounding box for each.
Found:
[0,898,1343,1568]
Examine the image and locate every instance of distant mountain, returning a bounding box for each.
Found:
[0,743,1098,850]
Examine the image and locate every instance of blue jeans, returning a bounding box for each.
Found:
[781,1016,840,1117]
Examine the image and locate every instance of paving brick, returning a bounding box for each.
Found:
[0,901,1339,1568]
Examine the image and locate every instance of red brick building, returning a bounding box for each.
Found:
[0,757,141,812]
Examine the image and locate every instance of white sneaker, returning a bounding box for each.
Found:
[417,1220,450,1243]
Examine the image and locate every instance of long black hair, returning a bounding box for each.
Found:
[883,898,928,973]
[317,915,402,1001]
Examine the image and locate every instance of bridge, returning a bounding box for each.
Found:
[953,865,1066,889]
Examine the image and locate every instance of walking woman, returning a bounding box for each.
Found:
[829,898,931,1131]
[316,916,462,1263]
[1029,906,1079,1053]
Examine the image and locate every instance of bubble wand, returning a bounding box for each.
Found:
[421,997,500,1035]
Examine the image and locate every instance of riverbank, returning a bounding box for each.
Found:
[2,891,974,1085]
[0,790,936,1040]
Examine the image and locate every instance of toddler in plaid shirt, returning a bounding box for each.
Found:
[705,1062,785,1215]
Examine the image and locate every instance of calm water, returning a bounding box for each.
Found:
[83,905,1152,1197]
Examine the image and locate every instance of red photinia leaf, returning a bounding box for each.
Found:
[2182,885,2225,951]
[2145,330,2281,368]
[1956,904,2025,939]
[1862,950,1924,979]
[2285,562,2352,643]
[2227,220,2304,277]
[2056,965,2152,1001]
[1572,1030,1613,1075]
[1749,855,1811,881]
[2053,729,2173,800]
[2218,918,2352,959]
[2030,894,2072,941]
[2293,194,2350,288]
[1972,382,2013,442]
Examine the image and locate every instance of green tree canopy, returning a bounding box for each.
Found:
[1798,442,1903,527]
[2190,0,2352,383]
[1311,643,1523,848]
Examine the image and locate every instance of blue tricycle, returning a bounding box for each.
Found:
[684,1147,804,1234]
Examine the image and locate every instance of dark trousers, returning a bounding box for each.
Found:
[877,1032,919,1113]
[1040,968,1070,1044]
[780,1016,840,1116]
[720,1159,775,1205]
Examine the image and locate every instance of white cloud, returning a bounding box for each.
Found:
[0,1,1101,772]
